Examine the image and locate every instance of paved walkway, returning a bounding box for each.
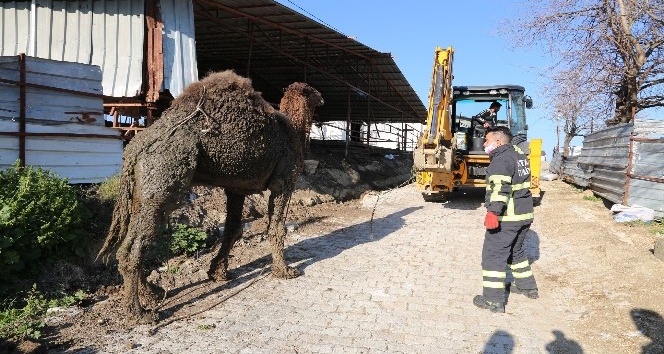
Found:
[92,182,663,354]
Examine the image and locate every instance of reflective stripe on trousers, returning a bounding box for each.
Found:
[481,222,537,303]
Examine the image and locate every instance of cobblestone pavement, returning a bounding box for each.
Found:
[91,181,664,354]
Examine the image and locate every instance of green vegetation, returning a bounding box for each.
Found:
[166,264,181,275]
[0,285,84,340]
[96,175,120,201]
[169,223,209,256]
[570,185,584,193]
[0,162,90,284]
[624,219,664,236]
[582,195,602,202]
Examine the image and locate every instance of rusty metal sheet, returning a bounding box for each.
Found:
[0,57,122,183]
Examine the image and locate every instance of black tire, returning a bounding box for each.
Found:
[532,196,542,206]
[422,193,448,202]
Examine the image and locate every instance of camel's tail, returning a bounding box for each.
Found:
[97,154,137,261]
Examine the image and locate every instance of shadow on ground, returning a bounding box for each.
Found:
[631,308,664,354]
[437,186,486,211]
[153,206,422,327]
[481,329,584,354]
[288,206,422,273]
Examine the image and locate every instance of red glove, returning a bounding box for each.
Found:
[484,212,499,230]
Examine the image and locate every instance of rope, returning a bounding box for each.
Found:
[369,172,416,236]
[167,85,213,136]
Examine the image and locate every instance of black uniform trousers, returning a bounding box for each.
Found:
[481,221,537,303]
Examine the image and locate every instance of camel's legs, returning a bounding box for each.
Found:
[208,190,245,281]
[267,183,301,279]
[117,200,164,321]
[117,155,197,321]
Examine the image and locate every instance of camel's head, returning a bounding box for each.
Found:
[284,82,324,109]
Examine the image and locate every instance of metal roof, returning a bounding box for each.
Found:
[191,0,426,124]
[453,85,527,92]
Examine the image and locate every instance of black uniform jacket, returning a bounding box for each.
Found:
[473,109,497,127]
[485,144,534,223]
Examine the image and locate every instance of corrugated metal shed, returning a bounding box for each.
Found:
[192,0,426,123]
[1,0,425,125]
[0,56,123,183]
[0,0,145,98]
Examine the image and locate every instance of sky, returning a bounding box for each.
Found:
[274,0,570,156]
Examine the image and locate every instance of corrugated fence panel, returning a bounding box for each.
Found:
[627,178,664,219]
[0,56,104,125]
[634,118,664,138]
[0,121,123,184]
[558,119,663,217]
[91,0,144,97]
[0,57,122,183]
[632,140,664,178]
[628,118,664,219]
[160,0,198,97]
[576,123,633,204]
[0,0,144,98]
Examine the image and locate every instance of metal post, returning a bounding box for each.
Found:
[112,107,119,128]
[18,53,26,167]
[246,21,254,77]
[366,72,371,148]
[145,0,164,103]
[304,38,308,81]
[624,135,635,205]
[345,87,351,157]
[556,114,561,154]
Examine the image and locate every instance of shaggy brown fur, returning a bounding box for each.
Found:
[279,82,318,154]
[99,70,323,322]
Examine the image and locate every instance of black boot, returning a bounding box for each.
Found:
[510,284,539,299]
[473,295,505,313]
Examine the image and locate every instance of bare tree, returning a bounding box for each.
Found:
[507,0,664,125]
[545,69,600,156]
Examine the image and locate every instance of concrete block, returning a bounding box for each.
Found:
[303,159,319,175]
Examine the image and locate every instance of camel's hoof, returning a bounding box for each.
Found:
[135,309,159,325]
[272,266,301,279]
[127,306,159,324]
[208,269,231,282]
[140,284,165,308]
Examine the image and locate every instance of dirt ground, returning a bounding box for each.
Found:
[0,144,413,353]
[2,153,663,353]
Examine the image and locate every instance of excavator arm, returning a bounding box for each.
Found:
[413,47,461,200]
[423,47,454,146]
[414,47,456,174]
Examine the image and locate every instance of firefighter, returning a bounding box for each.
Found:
[473,126,538,313]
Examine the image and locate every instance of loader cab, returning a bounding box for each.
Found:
[452,85,532,153]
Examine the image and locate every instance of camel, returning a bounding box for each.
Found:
[98,70,323,321]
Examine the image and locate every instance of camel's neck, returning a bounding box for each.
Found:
[282,106,310,133]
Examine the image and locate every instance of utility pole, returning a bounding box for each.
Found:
[556,113,561,155]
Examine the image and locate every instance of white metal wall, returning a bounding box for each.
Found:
[159,0,198,97]
[0,56,122,183]
[0,0,145,98]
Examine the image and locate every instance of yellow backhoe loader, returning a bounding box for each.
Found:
[413,47,542,201]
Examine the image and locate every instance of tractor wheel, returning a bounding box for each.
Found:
[422,192,448,202]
